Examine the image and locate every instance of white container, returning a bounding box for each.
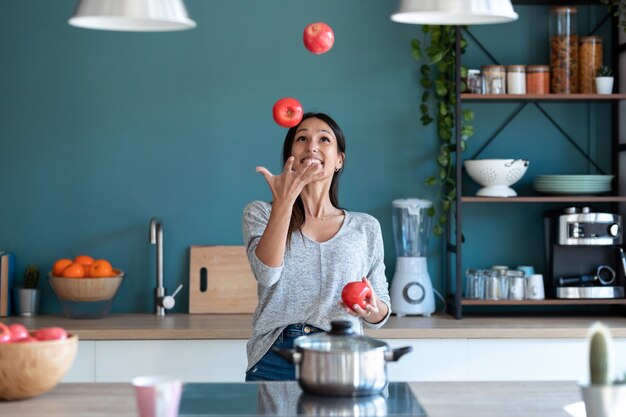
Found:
[596,77,614,94]
[507,65,526,94]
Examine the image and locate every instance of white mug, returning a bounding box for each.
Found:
[527,274,545,300]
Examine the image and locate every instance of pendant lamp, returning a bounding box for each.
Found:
[391,0,518,25]
[68,0,196,32]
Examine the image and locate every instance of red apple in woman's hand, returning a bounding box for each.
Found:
[273,97,303,128]
[341,281,372,310]
[303,22,334,54]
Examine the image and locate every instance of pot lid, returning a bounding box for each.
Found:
[293,321,387,352]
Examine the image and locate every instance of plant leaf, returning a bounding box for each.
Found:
[435,80,447,97]
[411,39,422,60]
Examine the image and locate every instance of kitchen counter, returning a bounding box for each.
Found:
[3,313,626,340]
[0,381,584,417]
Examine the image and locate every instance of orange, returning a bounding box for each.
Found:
[74,255,95,267]
[89,259,113,278]
[61,262,85,278]
[52,258,73,276]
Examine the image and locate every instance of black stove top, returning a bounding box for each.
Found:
[179,382,426,417]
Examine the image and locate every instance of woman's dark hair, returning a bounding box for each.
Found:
[282,112,346,244]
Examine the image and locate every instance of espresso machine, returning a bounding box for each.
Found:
[544,207,625,299]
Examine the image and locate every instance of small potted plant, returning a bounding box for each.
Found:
[595,66,614,94]
[580,322,626,417]
[13,264,41,316]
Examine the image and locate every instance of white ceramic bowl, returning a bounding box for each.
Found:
[464,159,529,197]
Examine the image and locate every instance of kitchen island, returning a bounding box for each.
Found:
[0,381,584,417]
[3,313,626,383]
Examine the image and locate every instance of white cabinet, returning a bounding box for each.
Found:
[62,338,626,383]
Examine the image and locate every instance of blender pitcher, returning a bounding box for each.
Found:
[390,199,435,316]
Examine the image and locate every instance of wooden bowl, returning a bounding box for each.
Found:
[49,270,124,302]
[0,334,78,400]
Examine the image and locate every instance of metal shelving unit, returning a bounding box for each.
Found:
[446,3,626,318]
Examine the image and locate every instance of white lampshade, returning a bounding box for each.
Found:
[391,0,518,25]
[68,0,197,32]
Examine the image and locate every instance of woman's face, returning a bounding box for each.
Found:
[290,117,344,179]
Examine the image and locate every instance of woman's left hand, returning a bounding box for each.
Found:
[339,277,388,324]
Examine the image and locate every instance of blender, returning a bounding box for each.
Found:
[390,199,435,316]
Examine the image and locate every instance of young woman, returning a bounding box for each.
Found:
[243,112,391,381]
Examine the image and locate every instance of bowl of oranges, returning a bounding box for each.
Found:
[49,255,124,319]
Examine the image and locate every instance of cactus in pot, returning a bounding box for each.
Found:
[13,264,41,316]
[23,264,39,289]
[581,322,626,417]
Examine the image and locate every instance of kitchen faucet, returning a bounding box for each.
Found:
[149,218,183,316]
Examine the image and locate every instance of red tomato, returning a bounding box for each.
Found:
[35,327,68,341]
[341,281,372,310]
[0,322,10,343]
[8,323,29,342]
[303,22,335,54]
[272,97,303,128]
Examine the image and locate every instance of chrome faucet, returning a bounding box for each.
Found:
[149,218,183,316]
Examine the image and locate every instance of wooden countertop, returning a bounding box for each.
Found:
[0,381,584,417]
[3,313,626,340]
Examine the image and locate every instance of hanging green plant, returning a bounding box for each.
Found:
[411,25,474,236]
[600,0,626,32]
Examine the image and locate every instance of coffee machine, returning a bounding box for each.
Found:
[544,207,625,299]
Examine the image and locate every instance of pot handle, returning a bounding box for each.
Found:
[271,348,302,364]
[385,346,413,362]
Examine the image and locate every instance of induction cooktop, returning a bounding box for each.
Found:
[178,381,426,417]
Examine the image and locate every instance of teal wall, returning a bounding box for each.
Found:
[0,2,614,314]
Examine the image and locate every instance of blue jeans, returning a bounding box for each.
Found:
[245,324,323,381]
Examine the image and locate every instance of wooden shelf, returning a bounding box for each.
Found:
[461,93,626,101]
[461,195,626,203]
[462,299,626,306]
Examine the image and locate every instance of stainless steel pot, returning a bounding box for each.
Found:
[297,392,388,416]
[274,320,412,397]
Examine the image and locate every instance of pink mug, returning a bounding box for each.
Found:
[132,376,183,417]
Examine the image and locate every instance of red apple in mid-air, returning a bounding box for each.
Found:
[273,97,304,128]
[341,281,372,310]
[303,22,335,54]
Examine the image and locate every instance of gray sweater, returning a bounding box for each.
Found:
[242,200,391,371]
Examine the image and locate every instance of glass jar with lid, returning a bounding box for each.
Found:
[526,65,550,94]
[507,65,526,94]
[579,36,603,93]
[467,69,483,94]
[549,6,578,93]
[482,65,506,94]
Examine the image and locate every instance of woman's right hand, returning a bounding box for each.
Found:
[256,156,325,205]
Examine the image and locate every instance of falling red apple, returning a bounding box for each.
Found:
[303,22,334,55]
[272,97,304,128]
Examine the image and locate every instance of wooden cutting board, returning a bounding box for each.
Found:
[188,246,258,314]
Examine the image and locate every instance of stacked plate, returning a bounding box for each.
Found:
[533,175,613,195]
